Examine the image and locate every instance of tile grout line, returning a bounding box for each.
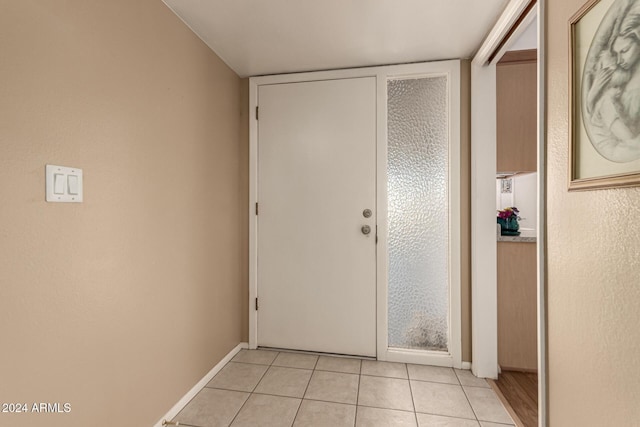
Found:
[302,399,356,407]
[289,355,317,426]
[226,381,260,422]
[454,368,493,389]
[483,380,523,426]
[316,368,362,375]
[452,367,462,386]
[222,389,250,426]
[250,364,270,393]
[293,351,323,425]
[461,383,481,422]
[354,364,362,427]
[226,350,280,426]
[204,362,270,393]
[168,383,210,426]
[405,364,420,426]
[356,403,415,413]
[359,372,409,380]
[271,365,316,372]
[288,398,302,427]
[414,410,482,423]
[260,347,374,361]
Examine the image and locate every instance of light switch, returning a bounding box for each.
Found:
[54,174,65,194]
[46,165,83,203]
[67,175,79,195]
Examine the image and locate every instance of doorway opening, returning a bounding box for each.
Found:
[493,16,539,427]
[470,0,546,426]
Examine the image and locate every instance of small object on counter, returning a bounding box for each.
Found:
[497,207,521,236]
[501,229,521,236]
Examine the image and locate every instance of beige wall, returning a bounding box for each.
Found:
[0,1,244,426]
[547,1,640,425]
[239,78,250,342]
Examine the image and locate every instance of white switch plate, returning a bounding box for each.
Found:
[46,165,83,203]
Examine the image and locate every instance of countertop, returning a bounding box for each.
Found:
[497,225,537,243]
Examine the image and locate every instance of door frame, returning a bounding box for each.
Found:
[249,60,462,368]
[471,0,547,425]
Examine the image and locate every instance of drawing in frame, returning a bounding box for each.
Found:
[569,0,640,190]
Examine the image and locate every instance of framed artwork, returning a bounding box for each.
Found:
[569,0,640,190]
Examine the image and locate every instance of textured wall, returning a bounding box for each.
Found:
[546,0,640,425]
[0,1,244,426]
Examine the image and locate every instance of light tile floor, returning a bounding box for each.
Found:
[173,349,514,427]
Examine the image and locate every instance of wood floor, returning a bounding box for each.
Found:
[491,371,538,427]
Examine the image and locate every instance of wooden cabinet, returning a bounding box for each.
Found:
[497,50,537,173]
[497,241,537,371]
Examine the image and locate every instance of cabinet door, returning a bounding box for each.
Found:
[497,242,538,371]
[496,56,537,172]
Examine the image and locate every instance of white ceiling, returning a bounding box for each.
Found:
[163,0,510,78]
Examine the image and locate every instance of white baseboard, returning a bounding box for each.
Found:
[461,361,472,370]
[153,342,248,427]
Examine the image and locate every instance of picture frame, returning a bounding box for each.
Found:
[569,0,640,190]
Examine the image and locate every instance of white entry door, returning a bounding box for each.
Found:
[256,77,377,357]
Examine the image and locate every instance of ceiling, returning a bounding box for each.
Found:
[162,0,510,78]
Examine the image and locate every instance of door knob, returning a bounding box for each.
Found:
[361,225,371,235]
[363,209,372,218]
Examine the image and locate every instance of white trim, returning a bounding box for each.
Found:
[153,343,248,427]
[249,80,258,349]
[492,7,538,63]
[536,2,547,426]
[461,361,472,370]
[470,0,540,381]
[375,70,389,361]
[376,61,462,368]
[385,348,455,368]
[470,60,499,379]
[249,61,459,86]
[448,62,463,370]
[471,8,548,427]
[250,60,462,368]
[473,0,533,66]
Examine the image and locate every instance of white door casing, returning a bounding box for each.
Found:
[471,2,547,424]
[249,61,462,367]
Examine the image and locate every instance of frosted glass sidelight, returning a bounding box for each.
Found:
[387,76,449,352]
